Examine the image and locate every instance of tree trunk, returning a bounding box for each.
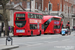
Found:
[3,4,9,36]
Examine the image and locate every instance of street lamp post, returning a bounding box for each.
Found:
[30,0,33,12]
[57,3,59,16]
[48,1,51,15]
[68,7,69,21]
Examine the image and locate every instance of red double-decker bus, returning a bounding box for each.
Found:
[43,15,63,34]
[14,11,44,36]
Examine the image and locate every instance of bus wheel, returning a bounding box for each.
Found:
[60,32,62,34]
[18,36,22,37]
[31,31,33,36]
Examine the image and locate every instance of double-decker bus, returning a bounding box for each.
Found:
[43,15,63,34]
[14,11,44,36]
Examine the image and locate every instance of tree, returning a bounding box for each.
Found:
[0,0,9,36]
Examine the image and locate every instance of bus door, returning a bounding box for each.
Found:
[54,21,60,33]
[30,24,38,35]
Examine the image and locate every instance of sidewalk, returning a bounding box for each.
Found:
[0,32,13,38]
[71,31,75,36]
[0,45,19,50]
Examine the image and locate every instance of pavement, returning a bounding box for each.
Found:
[0,33,19,50]
[0,32,13,38]
[0,45,19,50]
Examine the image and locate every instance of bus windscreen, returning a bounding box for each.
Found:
[15,21,26,27]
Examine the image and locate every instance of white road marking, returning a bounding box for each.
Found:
[27,43,43,47]
[48,41,59,43]
[26,41,59,47]
[62,39,70,41]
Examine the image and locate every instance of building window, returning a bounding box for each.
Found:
[27,2,30,9]
[45,7,47,11]
[11,2,14,5]
[15,0,17,1]
[19,2,22,6]
[38,3,41,10]
[48,3,52,11]
[36,3,37,9]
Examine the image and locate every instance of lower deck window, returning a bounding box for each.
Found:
[30,24,37,29]
[54,25,60,29]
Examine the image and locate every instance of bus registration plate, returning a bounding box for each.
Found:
[16,30,25,33]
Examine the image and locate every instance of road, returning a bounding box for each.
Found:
[0,31,75,50]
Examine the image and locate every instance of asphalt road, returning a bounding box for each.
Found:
[0,31,75,50]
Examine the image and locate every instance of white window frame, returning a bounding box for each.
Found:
[48,3,52,11]
[11,2,14,5]
[27,2,30,9]
[38,3,41,10]
[36,3,37,9]
[19,2,22,6]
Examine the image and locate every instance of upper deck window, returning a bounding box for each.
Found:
[52,18,60,21]
[28,13,43,19]
[16,14,25,17]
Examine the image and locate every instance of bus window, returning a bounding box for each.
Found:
[31,14,34,18]
[30,24,37,29]
[16,14,25,17]
[36,15,39,19]
[61,19,62,21]
[52,18,60,21]
[42,24,44,29]
[54,25,60,29]
[15,21,26,27]
[44,18,52,31]
[28,13,31,18]
[34,14,37,18]
[38,15,42,19]
[40,15,43,19]
[45,18,51,25]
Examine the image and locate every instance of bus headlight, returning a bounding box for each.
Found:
[14,26,15,27]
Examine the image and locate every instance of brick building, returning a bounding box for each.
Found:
[43,0,75,29]
[9,0,75,29]
[10,0,43,12]
[61,0,75,28]
[0,0,75,29]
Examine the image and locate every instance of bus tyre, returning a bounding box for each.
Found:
[31,31,33,36]
[18,36,22,37]
[62,34,65,36]
[60,32,62,34]
[44,33,47,35]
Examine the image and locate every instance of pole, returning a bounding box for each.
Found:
[68,7,69,21]
[57,3,59,16]
[30,0,31,12]
[49,1,51,15]
[30,0,33,12]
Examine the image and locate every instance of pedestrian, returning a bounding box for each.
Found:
[0,26,2,37]
[66,21,70,30]
[7,26,11,36]
[12,26,14,34]
[3,26,5,37]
